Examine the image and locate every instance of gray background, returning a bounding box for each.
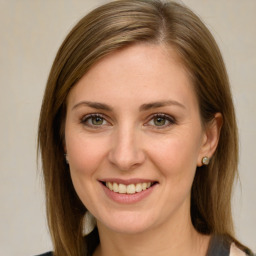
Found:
[0,0,255,255]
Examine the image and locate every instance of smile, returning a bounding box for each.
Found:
[105,182,154,194]
[100,180,158,204]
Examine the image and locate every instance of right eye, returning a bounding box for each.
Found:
[81,114,109,128]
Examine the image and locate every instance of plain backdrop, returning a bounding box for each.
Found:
[0,0,255,255]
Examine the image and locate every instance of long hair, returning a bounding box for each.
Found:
[38,1,240,255]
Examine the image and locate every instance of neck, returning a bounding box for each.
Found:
[93,212,210,256]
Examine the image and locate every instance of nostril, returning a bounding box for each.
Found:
[107,141,146,171]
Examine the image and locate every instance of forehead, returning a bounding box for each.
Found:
[67,43,198,110]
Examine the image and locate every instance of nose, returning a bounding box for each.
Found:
[108,126,146,171]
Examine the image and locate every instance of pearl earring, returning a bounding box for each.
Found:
[202,156,210,165]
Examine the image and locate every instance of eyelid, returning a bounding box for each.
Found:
[144,113,176,128]
[80,113,111,127]
[79,112,176,129]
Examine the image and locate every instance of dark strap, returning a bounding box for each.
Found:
[207,235,231,256]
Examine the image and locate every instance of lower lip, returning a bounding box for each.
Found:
[101,183,156,204]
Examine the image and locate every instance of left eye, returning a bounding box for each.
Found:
[147,114,175,127]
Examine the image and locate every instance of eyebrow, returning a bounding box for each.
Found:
[139,100,186,111]
[72,100,185,112]
[72,101,113,111]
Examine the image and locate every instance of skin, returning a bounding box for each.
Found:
[65,43,222,256]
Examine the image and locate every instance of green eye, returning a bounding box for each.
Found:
[146,114,175,128]
[81,114,108,127]
[91,116,104,125]
[153,117,167,126]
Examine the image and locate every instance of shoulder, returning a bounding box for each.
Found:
[34,252,53,256]
[230,243,247,256]
[230,243,255,256]
[207,235,254,256]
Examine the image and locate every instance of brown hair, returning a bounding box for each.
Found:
[38,0,241,255]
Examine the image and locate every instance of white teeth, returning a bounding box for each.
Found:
[119,184,126,194]
[105,182,153,194]
[106,182,113,191]
[127,184,136,194]
[135,183,142,193]
[113,182,119,192]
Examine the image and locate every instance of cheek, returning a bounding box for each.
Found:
[147,133,202,211]
[66,135,108,208]
[66,134,107,176]
[148,131,202,178]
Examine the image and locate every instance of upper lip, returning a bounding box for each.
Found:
[99,178,158,185]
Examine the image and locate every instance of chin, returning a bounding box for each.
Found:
[106,223,151,235]
[98,211,156,235]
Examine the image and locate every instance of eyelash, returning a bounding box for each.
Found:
[80,113,109,128]
[145,113,176,128]
[80,113,176,129]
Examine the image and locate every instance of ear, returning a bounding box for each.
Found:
[197,113,223,166]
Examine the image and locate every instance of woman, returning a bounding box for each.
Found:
[37,0,254,255]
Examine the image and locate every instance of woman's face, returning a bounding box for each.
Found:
[65,44,210,234]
